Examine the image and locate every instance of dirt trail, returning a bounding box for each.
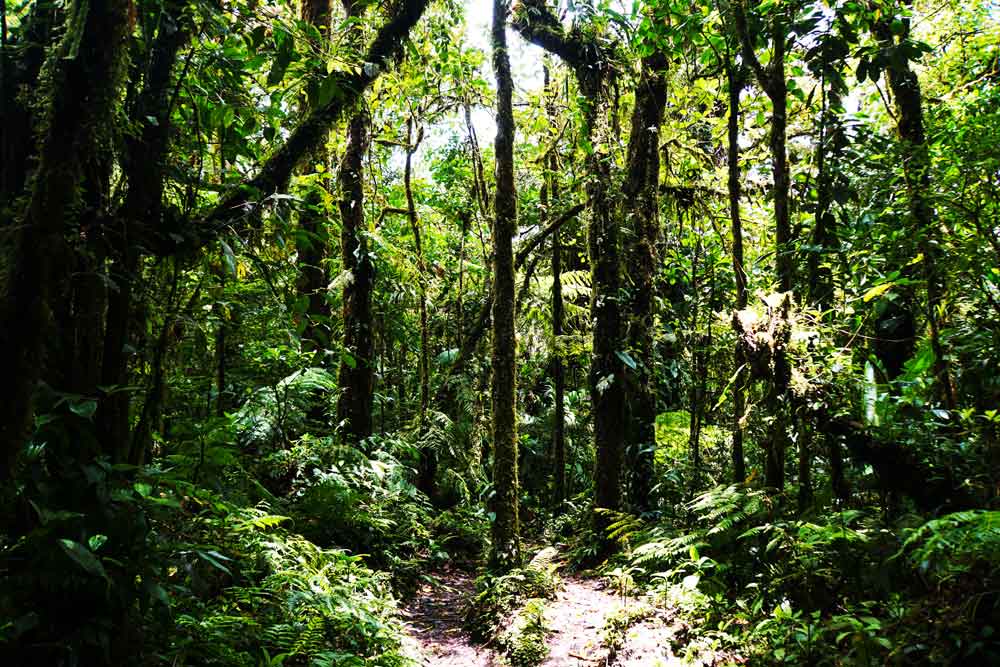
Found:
[539,575,621,666]
[400,569,497,667]
[401,569,719,666]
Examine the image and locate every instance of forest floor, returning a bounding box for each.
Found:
[399,567,715,666]
[400,568,497,666]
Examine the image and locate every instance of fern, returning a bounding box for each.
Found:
[899,510,1000,582]
[689,484,770,535]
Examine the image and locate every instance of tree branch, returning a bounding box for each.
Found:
[188,0,431,250]
[514,200,587,269]
[731,0,770,93]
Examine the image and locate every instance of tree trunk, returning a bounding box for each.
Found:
[337,109,375,443]
[335,1,375,444]
[295,0,334,352]
[623,53,667,512]
[489,0,522,572]
[727,61,748,484]
[404,118,435,496]
[735,2,791,491]
[98,2,189,462]
[513,0,624,534]
[0,0,131,478]
[874,9,956,408]
[544,61,568,512]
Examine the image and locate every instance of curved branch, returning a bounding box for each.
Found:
[192,0,431,248]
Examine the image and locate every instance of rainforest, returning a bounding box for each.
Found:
[1,0,999,664]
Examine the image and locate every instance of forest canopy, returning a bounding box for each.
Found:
[1,0,1000,664]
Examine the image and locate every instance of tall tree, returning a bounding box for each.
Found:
[514,0,626,530]
[337,0,377,444]
[490,0,522,571]
[0,0,131,477]
[544,59,568,511]
[726,58,749,484]
[871,0,956,408]
[295,0,335,351]
[733,0,793,491]
[623,52,668,511]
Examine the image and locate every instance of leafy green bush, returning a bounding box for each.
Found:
[152,500,410,666]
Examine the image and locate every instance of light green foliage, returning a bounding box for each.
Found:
[233,368,338,448]
[503,598,549,667]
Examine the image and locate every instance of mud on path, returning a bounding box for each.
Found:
[400,568,497,667]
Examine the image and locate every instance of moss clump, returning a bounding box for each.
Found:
[503,598,549,667]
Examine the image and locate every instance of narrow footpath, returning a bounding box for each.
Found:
[400,569,717,666]
[540,575,621,665]
[400,568,497,667]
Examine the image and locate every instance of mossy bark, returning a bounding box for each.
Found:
[544,62,567,511]
[0,0,131,478]
[623,53,667,512]
[734,1,792,491]
[874,8,956,408]
[490,0,522,571]
[337,109,375,442]
[514,0,625,536]
[334,1,377,444]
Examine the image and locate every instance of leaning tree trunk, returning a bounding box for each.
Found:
[489,0,522,572]
[0,0,131,479]
[623,53,668,512]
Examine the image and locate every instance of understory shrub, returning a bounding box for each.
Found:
[466,548,560,666]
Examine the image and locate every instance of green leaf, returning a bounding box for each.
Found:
[69,399,98,419]
[196,549,233,576]
[616,350,638,370]
[59,539,107,579]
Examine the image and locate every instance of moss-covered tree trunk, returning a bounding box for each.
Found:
[623,53,667,512]
[336,0,376,444]
[513,0,624,537]
[98,1,189,463]
[544,61,568,511]
[295,0,334,352]
[0,0,130,478]
[874,7,956,409]
[489,0,522,571]
[735,1,791,491]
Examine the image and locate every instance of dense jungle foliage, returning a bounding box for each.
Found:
[1,0,999,664]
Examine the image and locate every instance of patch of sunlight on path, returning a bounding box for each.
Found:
[541,575,622,666]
